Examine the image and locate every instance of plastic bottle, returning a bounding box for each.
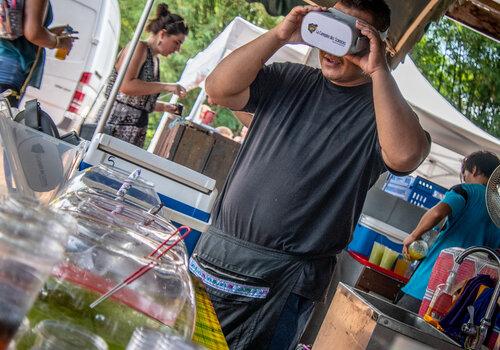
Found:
[426,284,452,321]
[408,240,429,260]
[425,267,457,324]
[404,260,420,279]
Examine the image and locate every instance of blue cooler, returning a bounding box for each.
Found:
[348,224,378,256]
[348,223,404,256]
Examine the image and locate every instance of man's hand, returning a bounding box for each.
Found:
[344,20,388,77]
[273,6,326,44]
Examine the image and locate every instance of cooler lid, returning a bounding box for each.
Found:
[96,134,216,193]
[359,214,409,243]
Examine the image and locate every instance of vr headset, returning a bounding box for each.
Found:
[300,8,388,56]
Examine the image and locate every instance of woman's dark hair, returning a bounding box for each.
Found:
[145,3,189,36]
[338,0,391,32]
[461,151,499,178]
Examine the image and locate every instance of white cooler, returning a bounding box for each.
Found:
[81,133,218,254]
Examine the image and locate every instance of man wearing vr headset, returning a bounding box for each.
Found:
[191,1,431,349]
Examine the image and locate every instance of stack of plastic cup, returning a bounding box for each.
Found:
[126,327,202,350]
[126,327,168,350]
[0,197,75,350]
[31,320,107,350]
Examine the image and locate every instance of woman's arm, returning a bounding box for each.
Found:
[206,6,324,110]
[23,0,72,50]
[402,202,451,255]
[117,42,186,97]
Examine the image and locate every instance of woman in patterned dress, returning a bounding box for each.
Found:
[97,3,188,148]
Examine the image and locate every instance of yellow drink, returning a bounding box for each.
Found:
[369,242,384,265]
[409,250,425,260]
[394,257,410,276]
[55,47,69,60]
[408,240,429,260]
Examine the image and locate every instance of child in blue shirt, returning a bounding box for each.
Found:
[398,151,500,313]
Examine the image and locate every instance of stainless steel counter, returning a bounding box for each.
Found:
[314,283,462,350]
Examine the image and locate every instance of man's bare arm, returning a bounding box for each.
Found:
[206,6,324,111]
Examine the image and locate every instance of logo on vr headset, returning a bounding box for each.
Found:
[315,30,347,48]
[307,23,318,33]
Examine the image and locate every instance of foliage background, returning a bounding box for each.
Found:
[118,0,280,148]
[117,0,499,148]
[411,18,499,138]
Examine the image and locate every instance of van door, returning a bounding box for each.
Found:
[75,0,120,126]
[88,0,120,92]
[21,0,102,128]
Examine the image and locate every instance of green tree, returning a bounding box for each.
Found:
[118,0,280,147]
[411,18,499,137]
[118,2,498,142]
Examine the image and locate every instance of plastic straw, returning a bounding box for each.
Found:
[141,204,164,226]
[89,225,191,308]
[111,169,141,215]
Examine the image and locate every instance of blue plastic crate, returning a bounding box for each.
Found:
[407,176,448,209]
[412,176,448,195]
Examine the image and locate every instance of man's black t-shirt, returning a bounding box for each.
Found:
[213,62,388,300]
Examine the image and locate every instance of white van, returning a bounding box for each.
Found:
[21,0,120,132]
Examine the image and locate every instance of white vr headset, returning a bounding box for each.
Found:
[300,8,388,56]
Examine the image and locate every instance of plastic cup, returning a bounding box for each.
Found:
[380,246,399,270]
[32,320,108,350]
[0,197,74,350]
[394,256,410,276]
[55,47,69,60]
[368,242,385,265]
[126,327,168,350]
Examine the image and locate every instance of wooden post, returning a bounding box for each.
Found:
[390,0,453,68]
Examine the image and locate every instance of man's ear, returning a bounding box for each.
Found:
[471,166,479,177]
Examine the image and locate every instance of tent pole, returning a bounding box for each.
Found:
[186,88,206,122]
[93,0,155,137]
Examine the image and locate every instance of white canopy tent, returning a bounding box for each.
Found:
[149,17,499,188]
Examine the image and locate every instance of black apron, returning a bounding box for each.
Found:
[190,226,336,349]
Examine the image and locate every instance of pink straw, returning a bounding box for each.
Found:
[89,225,191,308]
